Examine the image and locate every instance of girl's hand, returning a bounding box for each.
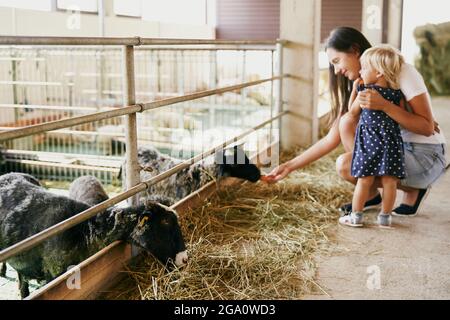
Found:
[262,163,292,184]
[352,78,363,92]
[358,89,391,111]
[434,120,441,134]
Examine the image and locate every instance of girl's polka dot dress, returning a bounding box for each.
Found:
[351,84,405,179]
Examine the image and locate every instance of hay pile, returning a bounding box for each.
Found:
[99,148,353,300]
[414,21,450,95]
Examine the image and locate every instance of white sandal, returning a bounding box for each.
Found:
[338,212,364,227]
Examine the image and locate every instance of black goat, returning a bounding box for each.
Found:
[122,145,261,205]
[0,173,187,298]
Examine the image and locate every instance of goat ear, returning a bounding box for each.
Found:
[112,208,125,224]
[144,200,159,213]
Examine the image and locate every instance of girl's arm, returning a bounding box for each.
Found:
[348,79,362,117]
[358,90,435,136]
[348,95,362,117]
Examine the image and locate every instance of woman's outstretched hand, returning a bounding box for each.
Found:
[261,163,292,184]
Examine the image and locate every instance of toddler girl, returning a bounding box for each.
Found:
[339,45,405,228]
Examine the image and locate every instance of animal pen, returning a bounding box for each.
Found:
[0,35,299,299]
[0,40,280,185]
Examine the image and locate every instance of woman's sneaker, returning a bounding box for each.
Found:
[392,188,430,217]
[339,193,382,213]
[339,212,364,227]
[377,213,392,228]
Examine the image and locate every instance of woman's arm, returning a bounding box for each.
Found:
[265,117,342,182]
[358,90,435,136]
[287,118,341,170]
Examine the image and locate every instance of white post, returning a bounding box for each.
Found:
[275,42,283,150]
[385,0,403,49]
[279,0,321,150]
[208,50,216,129]
[98,0,105,37]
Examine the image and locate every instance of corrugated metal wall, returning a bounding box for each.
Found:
[216,0,363,43]
[321,0,363,42]
[216,0,280,40]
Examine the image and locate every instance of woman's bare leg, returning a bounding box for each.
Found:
[335,152,357,184]
[338,113,359,153]
[399,188,421,206]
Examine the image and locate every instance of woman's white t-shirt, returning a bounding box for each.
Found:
[399,63,446,144]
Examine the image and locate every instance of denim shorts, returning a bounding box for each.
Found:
[401,142,447,189]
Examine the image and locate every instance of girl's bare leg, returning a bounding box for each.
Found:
[337,113,423,207]
[380,176,399,213]
[352,176,376,212]
[370,176,420,207]
[336,152,379,198]
[336,150,423,208]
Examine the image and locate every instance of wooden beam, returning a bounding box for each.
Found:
[27,241,131,300]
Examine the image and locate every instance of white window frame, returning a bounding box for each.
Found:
[113,0,142,18]
[56,0,98,13]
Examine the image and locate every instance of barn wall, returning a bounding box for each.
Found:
[216,0,363,42]
[216,0,280,40]
[321,0,363,42]
[0,7,214,39]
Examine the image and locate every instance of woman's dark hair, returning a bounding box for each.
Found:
[325,27,372,125]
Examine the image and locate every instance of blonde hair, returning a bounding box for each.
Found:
[360,44,404,89]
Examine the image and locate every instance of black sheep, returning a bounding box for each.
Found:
[68,175,109,207]
[0,173,41,279]
[0,173,187,298]
[69,175,174,207]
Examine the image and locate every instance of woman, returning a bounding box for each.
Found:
[265,27,447,216]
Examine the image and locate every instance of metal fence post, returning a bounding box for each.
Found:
[122,45,140,206]
[241,50,247,128]
[209,50,216,130]
[275,41,283,151]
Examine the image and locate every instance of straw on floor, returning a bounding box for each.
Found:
[99,148,353,300]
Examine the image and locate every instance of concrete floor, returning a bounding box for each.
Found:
[304,97,450,300]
